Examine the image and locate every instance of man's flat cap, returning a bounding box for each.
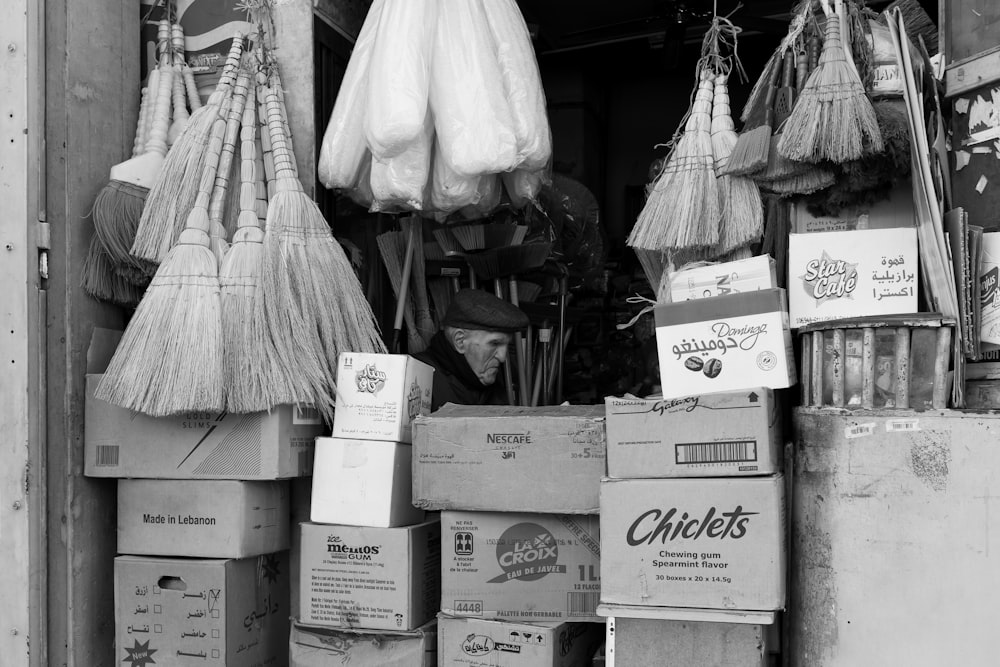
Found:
[442,289,529,332]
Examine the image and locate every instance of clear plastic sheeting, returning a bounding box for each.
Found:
[364,0,437,160]
[317,0,383,190]
[370,114,434,213]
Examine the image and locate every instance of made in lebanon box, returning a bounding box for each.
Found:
[440,511,602,623]
[412,405,606,514]
[299,519,441,631]
[600,476,786,613]
[654,289,796,399]
[114,552,289,667]
[333,352,434,443]
[437,615,604,667]
[604,389,781,478]
[289,619,437,667]
[84,328,322,480]
[118,479,290,558]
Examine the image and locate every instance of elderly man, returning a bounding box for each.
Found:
[415,289,529,410]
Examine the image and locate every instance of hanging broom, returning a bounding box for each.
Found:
[167,24,191,148]
[206,61,254,266]
[777,0,882,164]
[723,63,782,177]
[220,82,292,413]
[711,72,764,255]
[132,34,245,265]
[259,75,385,421]
[96,96,233,416]
[91,20,172,278]
[377,222,424,354]
[629,68,720,252]
[756,49,812,182]
[81,236,145,307]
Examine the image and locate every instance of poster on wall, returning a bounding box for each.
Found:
[139,0,253,98]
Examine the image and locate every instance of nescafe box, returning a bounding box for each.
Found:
[600,476,786,612]
[440,512,602,622]
[653,289,795,399]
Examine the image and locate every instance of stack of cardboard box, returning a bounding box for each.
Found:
[85,330,322,666]
[413,405,607,666]
[292,353,440,666]
[600,387,787,665]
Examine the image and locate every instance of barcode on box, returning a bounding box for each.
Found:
[95,445,119,467]
[675,441,757,465]
[567,592,599,616]
[844,423,876,439]
[293,406,322,426]
[886,419,920,433]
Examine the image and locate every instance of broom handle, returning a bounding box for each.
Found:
[807,34,820,74]
[172,23,202,111]
[258,85,276,201]
[132,84,152,158]
[170,25,188,123]
[209,67,252,230]
[508,275,530,407]
[234,84,264,244]
[391,222,416,353]
[495,280,517,406]
[176,114,228,245]
[795,49,808,93]
[204,35,244,108]
[255,117,269,225]
[262,83,297,186]
[143,53,174,158]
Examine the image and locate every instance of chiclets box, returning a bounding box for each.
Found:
[437,616,603,667]
[290,619,437,667]
[114,552,290,667]
[604,389,781,478]
[412,405,606,514]
[310,437,425,528]
[654,288,795,399]
[333,352,433,443]
[788,227,918,329]
[118,479,290,558]
[299,519,441,631]
[440,512,601,623]
[600,476,786,612]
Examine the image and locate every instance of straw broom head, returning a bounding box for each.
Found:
[259,78,385,421]
[776,6,883,164]
[82,236,145,307]
[629,69,720,252]
[132,35,245,265]
[220,83,294,413]
[711,74,764,253]
[95,112,232,416]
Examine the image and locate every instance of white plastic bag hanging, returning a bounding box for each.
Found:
[370,112,434,212]
[503,168,548,208]
[430,0,518,176]
[318,0,384,190]
[431,140,483,213]
[365,0,437,160]
[482,0,552,170]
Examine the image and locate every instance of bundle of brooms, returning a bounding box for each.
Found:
[98,36,384,418]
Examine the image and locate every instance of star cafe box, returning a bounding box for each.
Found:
[332,352,434,444]
[787,227,919,329]
[654,289,795,399]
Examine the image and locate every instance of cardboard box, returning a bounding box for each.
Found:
[333,353,434,443]
[440,511,601,622]
[290,477,313,619]
[118,479,290,558]
[604,389,781,478]
[311,437,425,528]
[609,616,769,667]
[290,619,437,667]
[668,255,777,302]
[788,228,919,328]
[600,476,786,612]
[791,181,915,233]
[412,405,606,514]
[85,378,321,480]
[114,552,289,667]
[437,616,603,667]
[299,519,441,631]
[654,289,796,399]
[83,328,321,480]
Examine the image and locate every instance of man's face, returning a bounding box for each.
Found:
[459,329,511,386]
